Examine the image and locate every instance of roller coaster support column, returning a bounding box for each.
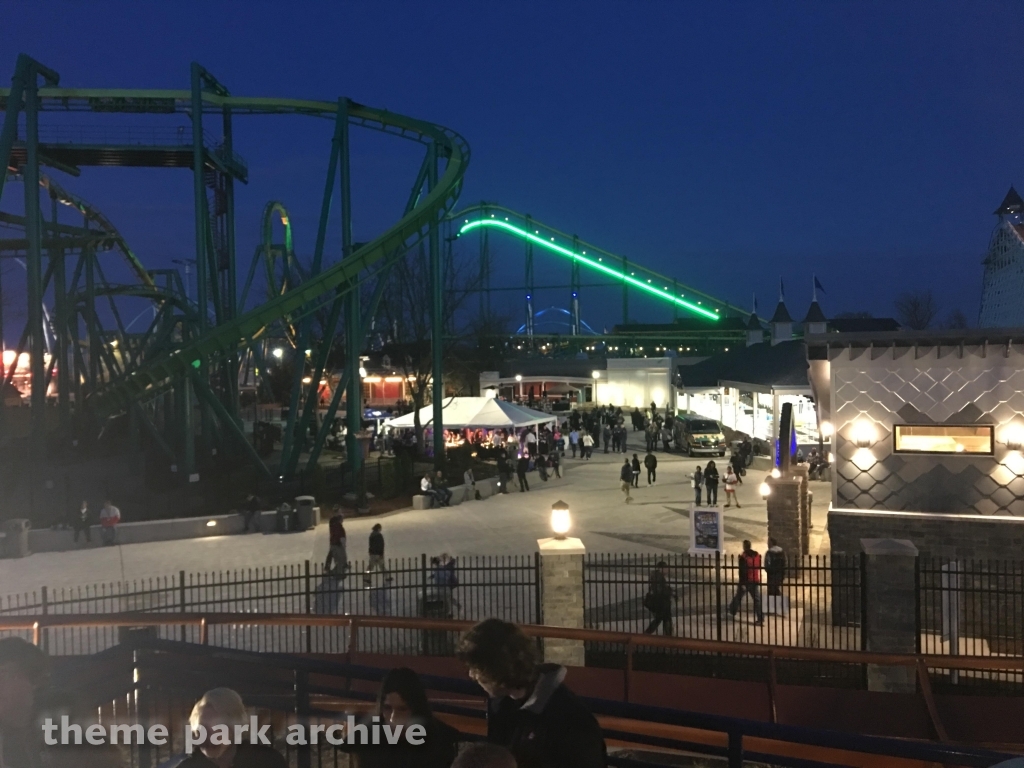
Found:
[20,57,59,448]
[571,235,581,337]
[280,99,345,477]
[428,142,445,468]
[222,103,239,417]
[340,101,366,502]
[525,215,534,341]
[50,193,70,428]
[189,63,208,478]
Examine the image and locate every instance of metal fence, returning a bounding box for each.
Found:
[0,554,540,657]
[919,557,1024,693]
[583,552,865,687]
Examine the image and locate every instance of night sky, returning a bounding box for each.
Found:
[3,1,1024,335]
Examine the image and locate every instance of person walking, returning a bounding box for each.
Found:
[765,538,787,597]
[569,428,579,458]
[324,509,348,575]
[644,450,658,485]
[723,466,741,508]
[497,451,511,494]
[72,501,91,544]
[728,539,764,625]
[550,449,561,479]
[692,465,703,505]
[581,431,594,460]
[364,523,390,585]
[619,424,629,454]
[243,493,262,533]
[643,561,675,636]
[630,454,641,488]
[99,499,120,546]
[619,459,633,504]
[704,461,720,506]
[516,454,531,492]
[602,423,611,453]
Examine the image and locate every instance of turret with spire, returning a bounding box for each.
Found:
[770,279,792,345]
[804,275,827,335]
[746,292,764,346]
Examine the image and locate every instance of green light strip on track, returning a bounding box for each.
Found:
[459,219,719,321]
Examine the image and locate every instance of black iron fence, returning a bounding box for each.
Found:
[583,552,865,687]
[918,557,1024,693]
[0,554,540,657]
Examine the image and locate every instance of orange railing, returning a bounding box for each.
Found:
[3,611,1023,743]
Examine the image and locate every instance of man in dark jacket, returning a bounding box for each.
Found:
[728,539,764,625]
[364,523,389,585]
[516,455,531,492]
[704,461,720,506]
[630,454,641,488]
[457,619,606,768]
[619,459,633,504]
[643,450,658,485]
[643,561,674,635]
[765,538,787,597]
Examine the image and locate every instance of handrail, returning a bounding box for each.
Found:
[3,611,1021,672]
[102,636,1021,768]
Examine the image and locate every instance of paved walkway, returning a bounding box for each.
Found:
[0,450,829,597]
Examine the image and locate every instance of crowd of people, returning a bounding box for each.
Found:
[0,617,608,768]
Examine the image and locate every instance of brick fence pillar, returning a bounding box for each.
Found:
[537,536,586,667]
[766,477,803,557]
[861,538,919,693]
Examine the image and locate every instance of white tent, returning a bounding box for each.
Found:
[383,397,554,430]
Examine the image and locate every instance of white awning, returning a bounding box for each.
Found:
[383,397,555,430]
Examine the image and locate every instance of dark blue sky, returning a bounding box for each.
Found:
[4,1,1023,331]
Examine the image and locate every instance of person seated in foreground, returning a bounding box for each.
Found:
[345,666,460,768]
[453,742,517,768]
[456,618,606,768]
[169,687,286,768]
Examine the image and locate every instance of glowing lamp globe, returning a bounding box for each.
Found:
[770,467,781,479]
[759,482,771,498]
[820,421,834,438]
[550,501,571,539]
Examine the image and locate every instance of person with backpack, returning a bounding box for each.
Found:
[704,461,720,506]
[692,465,704,505]
[765,538,787,597]
[619,459,633,504]
[643,561,675,635]
[728,540,764,625]
[644,451,658,485]
[723,467,741,508]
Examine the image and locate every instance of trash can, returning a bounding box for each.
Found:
[2,519,30,558]
[295,496,318,530]
[419,588,454,655]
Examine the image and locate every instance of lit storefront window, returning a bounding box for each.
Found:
[894,425,993,455]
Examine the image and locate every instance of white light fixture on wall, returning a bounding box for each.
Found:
[1005,424,1024,451]
[853,420,875,448]
[820,421,834,438]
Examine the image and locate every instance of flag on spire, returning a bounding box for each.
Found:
[814,275,826,297]
[752,292,758,314]
[779,278,786,302]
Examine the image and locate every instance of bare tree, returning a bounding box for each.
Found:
[943,308,969,330]
[375,242,479,457]
[894,291,938,330]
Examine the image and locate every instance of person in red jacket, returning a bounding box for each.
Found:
[728,540,764,625]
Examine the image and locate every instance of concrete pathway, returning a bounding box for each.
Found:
[0,450,829,597]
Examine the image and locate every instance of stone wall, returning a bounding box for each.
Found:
[828,508,1024,560]
[539,548,586,667]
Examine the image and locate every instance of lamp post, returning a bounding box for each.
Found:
[551,500,571,540]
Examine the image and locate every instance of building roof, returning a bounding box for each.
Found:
[497,358,604,378]
[385,397,554,429]
[746,311,763,331]
[803,301,827,323]
[828,317,901,333]
[770,301,792,323]
[676,340,809,390]
[995,185,1024,216]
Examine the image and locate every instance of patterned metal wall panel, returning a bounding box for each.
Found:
[831,345,1024,516]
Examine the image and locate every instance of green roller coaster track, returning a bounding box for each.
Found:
[0,53,467,486]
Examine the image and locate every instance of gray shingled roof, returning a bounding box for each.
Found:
[676,340,809,390]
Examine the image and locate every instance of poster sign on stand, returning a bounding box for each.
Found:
[688,505,724,555]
